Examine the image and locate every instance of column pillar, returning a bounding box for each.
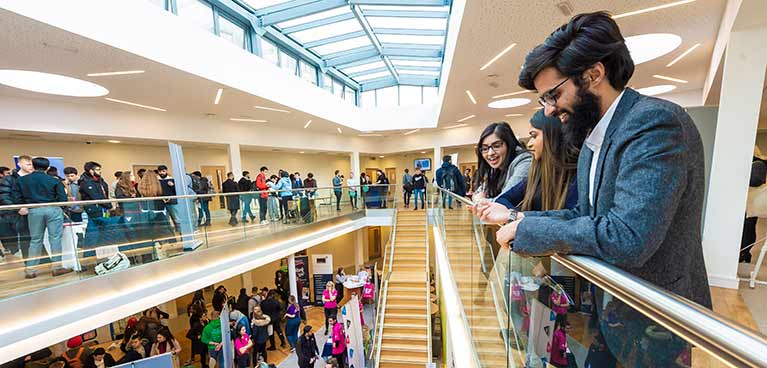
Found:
[702,26,767,288]
[168,142,199,249]
[241,272,253,295]
[288,254,298,299]
[350,151,361,182]
[354,229,366,272]
[228,143,242,180]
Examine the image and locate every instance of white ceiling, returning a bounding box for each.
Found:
[438,0,727,134]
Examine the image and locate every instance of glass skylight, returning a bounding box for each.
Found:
[311,36,371,56]
[398,70,440,76]
[277,7,350,29]
[360,5,450,12]
[342,61,386,75]
[377,34,445,45]
[355,71,393,81]
[291,19,362,43]
[366,17,447,30]
[242,0,292,9]
[391,59,442,68]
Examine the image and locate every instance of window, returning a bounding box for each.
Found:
[333,80,344,98]
[399,85,422,106]
[299,60,317,85]
[146,0,167,10]
[361,90,376,107]
[261,39,279,65]
[176,0,214,34]
[322,73,334,93]
[376,86,398,107]
[344,87,356,105]
[280,51,298,75]
[218,15,247,49]
[423,86,439,104]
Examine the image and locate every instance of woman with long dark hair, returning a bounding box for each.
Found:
[474,122,532,200]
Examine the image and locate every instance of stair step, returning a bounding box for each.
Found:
[380,343,429,353]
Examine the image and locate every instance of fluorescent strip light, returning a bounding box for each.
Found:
[337,128,343,134]
[230,118,267,123]
[505,113,524,117]
[492,90,532,99]
[404,129,420,135]
[304,120,312,129]
[652,74,688,83]
[254,105,290,113]
[86,70,145,77]
[379,156,385,158]
[420,151,427,154]
[214,88,223,105]
[299,151,305,154]
[465,90,477,104]
[666,43,701,67]
[105,98,166,112]
[443,123,468,130]
[107,140,121,144]
[613,0,696,19]
[457,114,475,123]
[480,43,517,71]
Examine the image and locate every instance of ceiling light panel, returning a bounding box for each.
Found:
[86,70,145,77]
[254,105,290,113]
[291,20,363,43]
[376,34,445,45]
[277,7,351,29]
[397,70,440,76]
[304,120,312,128]
[666,43,701,67]
[342,61,386,74]
[488,98,530,109]
[625,33,682,65]
[311,36,372,55]
[465,90,477,104]
[635,84,677,96]
[354,71,393,81]
[105,98,166,111]
[652,74,688,83]
[230,118,267,122]
[492,90,532,99]
[0,70,109,97]
[214,88,223,105]
[366,17,447,30]
[443,123,468,129]
[480,42,516,71]
[613,0,696,19]
[242,0,292,9]
[391,60,441,68]
[457,114,475,122]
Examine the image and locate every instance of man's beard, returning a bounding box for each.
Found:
[562,86,602,148]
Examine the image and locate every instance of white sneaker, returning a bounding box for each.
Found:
[260,220,269,225]
[95,252,130,275]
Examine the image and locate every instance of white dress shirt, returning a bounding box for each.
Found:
[584,90,625,206]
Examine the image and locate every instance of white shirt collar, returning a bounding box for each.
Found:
[584,90,625,151]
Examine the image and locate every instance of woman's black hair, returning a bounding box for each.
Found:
[554,313,570,331]
[280,170,289,178]
[475,122,524,197]
[519,11,633,91]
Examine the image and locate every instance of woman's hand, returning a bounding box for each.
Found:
[496,220,522,246]
[474,201,511,224]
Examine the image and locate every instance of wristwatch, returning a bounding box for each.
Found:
[506,208,519,225]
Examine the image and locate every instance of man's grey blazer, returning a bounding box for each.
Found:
[515,88,712,308]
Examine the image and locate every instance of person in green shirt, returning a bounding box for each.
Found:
[201,310,223,367]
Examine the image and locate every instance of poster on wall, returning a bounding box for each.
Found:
[295,255,311,304]
[341,294,365,368]
[14,155,64,177]
[526,299,555,367]
[312,254,333,306]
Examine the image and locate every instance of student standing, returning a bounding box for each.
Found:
[222,172,240,226]
[296,325,320,368]
[346,172,357,210]
[255,167,270,225]
[402,169,413,208]
[284,296,302,351]
[251,306,271,363]
[322,281,338,333]
[411,168,428,211]
[234,325,253,368]
[332,170,343,211]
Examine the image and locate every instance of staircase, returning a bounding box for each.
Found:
[442,210,520,367]
[378,210,431,368]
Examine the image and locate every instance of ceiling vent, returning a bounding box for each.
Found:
[555,0,574,16]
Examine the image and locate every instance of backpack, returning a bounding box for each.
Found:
[190,174,202,194]
[199,177,211,194]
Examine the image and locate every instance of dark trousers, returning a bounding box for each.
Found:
[403,189,412,207]
[197,200,211,224]
[258,197,268,222]
[332,352,346,368]
[280,197,291,223]
[190,340,209,368]
[349,193,357,209]
[324,307,337,332]
[268,319,285,348]
[334,191,342,210]
[228,209,238,225]
[0,219,30,256]
[741,215,757,263]
[253,342,267,363]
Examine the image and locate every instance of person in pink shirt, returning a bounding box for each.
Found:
[234,325,253,368]
[329,316,346,368]
[322,281,338,334]
[550,286,569,316]
[362,279,374,304]
[548,314,571,368]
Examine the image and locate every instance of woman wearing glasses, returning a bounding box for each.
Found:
[474,122,532,201]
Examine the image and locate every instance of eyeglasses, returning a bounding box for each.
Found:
[538,78,569,107]
[480,141,505,154]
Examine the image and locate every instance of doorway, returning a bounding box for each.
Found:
[200,165,226,210]
[460,162,478,190]
[385,168,397,184]
[365,168,378,182]
[368,226,382,260]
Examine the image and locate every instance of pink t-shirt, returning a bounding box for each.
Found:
[323,289,338,309]
[551,292,568,315]
[511,284,524,301]
[234,335,251,356]
[331,322,346,354]
[362,282,374,299]
[549,329,567,366]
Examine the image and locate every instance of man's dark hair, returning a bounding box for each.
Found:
[442,155,451,163]
[137,168,147,175]
[84,161,101,173]
[294,172,300,176]
[307,173,314,178]
[32,157,50,171]
[518,11,634,91]
[334,170,340,175]
[226,172,233,177]
[0,166,10,174]
[192,171,202,177]
[157,165,168,171]
[64,167,78,175]
[46,167,59,176]
[114,171,122,179]
[260,166,268,172]
[405,168,409,173]
[242,171,250,177]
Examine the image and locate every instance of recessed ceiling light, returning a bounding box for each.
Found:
[299,151,305,154]
[304,120,312,129]
[488,98,531,109]
[86,70,145,77]
[505,113,524,117]
[492,90,532,99]
[105,98,166,111]
[214,88,223,105]
[457,114,475,122]
[404,129,420,135]
[230,118,267,122]
[107,140,121,144]
[652,74,688,83]
[625,34,682,65]
[420,151,427,154]
[379,155,385,158]
[635,84,677,96]
[666,43,701,67]
[465,90,477,104]
[613,0,696,19]
[337,128,343,134]
[254,105,290,113]
[0,70,109,97]
[443,123,468,130]
[480,42,516,71]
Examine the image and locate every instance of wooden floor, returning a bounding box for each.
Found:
[378,210,432,368]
